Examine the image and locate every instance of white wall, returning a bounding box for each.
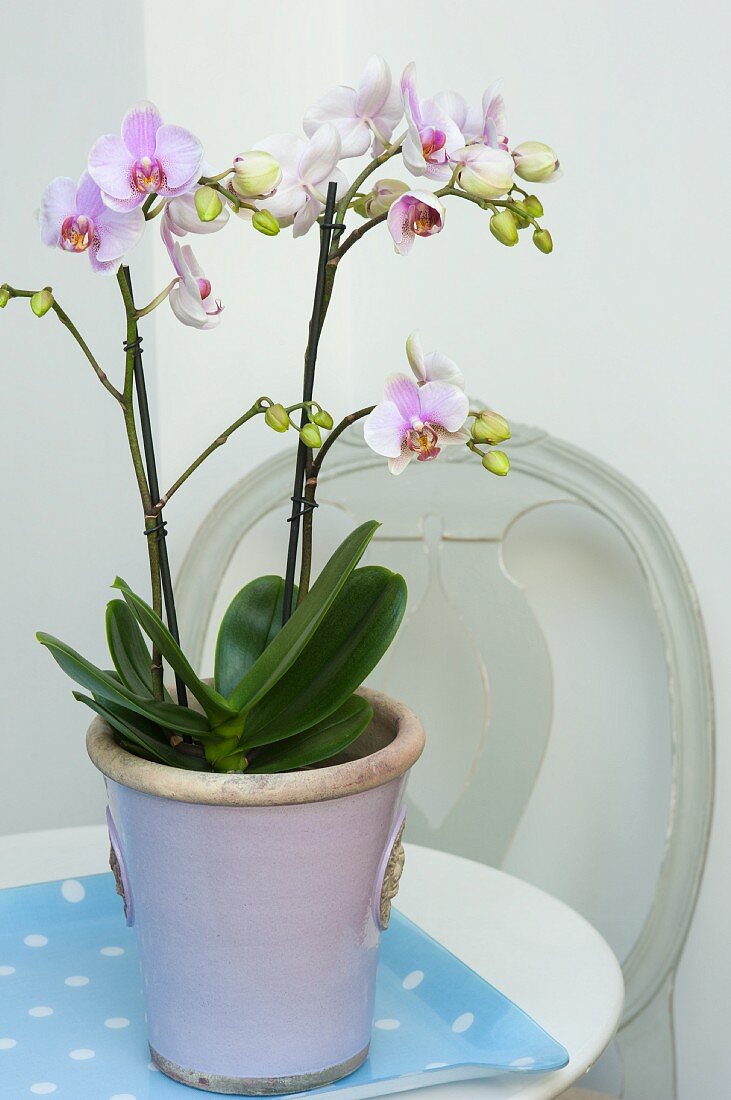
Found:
[0,1,152,834]
[1,2,729,1096]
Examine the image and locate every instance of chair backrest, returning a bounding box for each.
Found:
[176,421,714,1099]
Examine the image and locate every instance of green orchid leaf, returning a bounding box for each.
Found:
[228,520,380,714]
[214,576,296,698]
[243,566,406,749]
[112,578,237,726]
[247,694,373,773]
[105,599,155,697]
[37,632,211,738]
[74,693,211,771]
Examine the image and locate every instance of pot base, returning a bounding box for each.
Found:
[150,1043,370,1095]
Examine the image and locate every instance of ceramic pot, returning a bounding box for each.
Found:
[87,687,425,1095]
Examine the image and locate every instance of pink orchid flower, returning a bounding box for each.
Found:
[39,172,144,275]
[164,189,230,237]
[254,125,348,237]
[387,190,445,255]
[303,55,403,158]
[88,101,203,212]
[406,330,464,388]
[400,63,465,180]
[435,82,508,148]
[364,374,469,475]
[161,220,222,329]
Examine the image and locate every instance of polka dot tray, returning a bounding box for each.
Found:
[0,873,568,1098]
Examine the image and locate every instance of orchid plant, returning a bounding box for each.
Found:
[1,58,560,774]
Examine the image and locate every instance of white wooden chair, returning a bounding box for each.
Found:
[175,421,714,1100]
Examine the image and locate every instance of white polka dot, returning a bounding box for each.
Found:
[69,1048,95,1060]
[64,975,89,987]
[105,1017,130,1029]
[30,1086,57,1096]
[374,1018,401,1030]
[28,1006,53,1018]
[451,1012,474,1033]
[147,1061,159,1072]
[61,879,86,903]
[0,965,15,976]
[23,935,48,948]
[0,1038,17,1050]
[509,1056,536,1067]
[425,1062,447,1069]
[100,946,124,957]
[402,969,424,990]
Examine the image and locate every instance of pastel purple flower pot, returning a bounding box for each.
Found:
[87,687,425,1095]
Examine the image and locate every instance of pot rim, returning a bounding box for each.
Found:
[87,687,425,807]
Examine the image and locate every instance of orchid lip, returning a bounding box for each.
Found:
[408,202,442,238]
[60,214,94,253]
[406,422,441,460]
[132,155,165,194]
[196,277,212,300]
[421,126,447,158]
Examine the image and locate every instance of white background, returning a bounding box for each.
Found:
[1,2,729,1096]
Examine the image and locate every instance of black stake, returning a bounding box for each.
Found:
[122,267,188,709]
[281,182,341,623]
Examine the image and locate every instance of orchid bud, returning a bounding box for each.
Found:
[482,450,510,476]
[523,194,544,217]
[252,210,280,237]
[30,287,54,318]
[264,403,290,433]
[300,423,322,449]
[472,411,511,445]
[0,287,9,309]
[533,228,554,254]
[512,142,561,183]
[313,409,334,430]
[361,179,410,218]
[232,151,283,199]
[489,210,518,247]
[194,185,223,223]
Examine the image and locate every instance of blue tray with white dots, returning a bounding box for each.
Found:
[0,873,567,1098]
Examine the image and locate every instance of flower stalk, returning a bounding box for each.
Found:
[117,266,188,707]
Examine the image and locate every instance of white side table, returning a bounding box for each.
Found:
[0,827,623,1099]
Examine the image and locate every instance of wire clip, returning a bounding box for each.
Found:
[143,516,167,542]
[287,495,319,522]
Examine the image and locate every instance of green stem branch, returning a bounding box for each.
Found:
[297,406,375,603]
[116,268,164,698]
[151,398,271,514]
[135,280,178,318]
[2,287,124,406]
[331,136,404,255]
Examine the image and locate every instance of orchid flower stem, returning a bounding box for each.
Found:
[151,399,271,515]
[331,212,388,263]
[144,198,167,222]
[281,183,340,624]
[2,286,124,406]
[199,169,234,185]
[331,136,405,253]
[208,181,242,211]
[117,265,189,706]
[437,186,541,228]
[297,406,375,604]
[135,279,178,319]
